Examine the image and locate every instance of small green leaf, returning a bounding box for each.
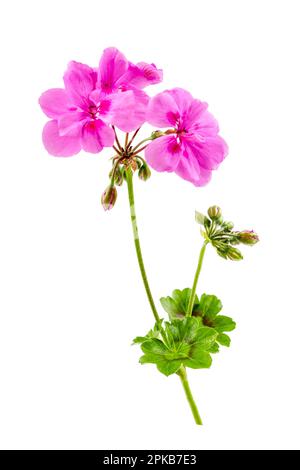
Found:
[139,339,169,363]
[160,296,179,317]
[208,342,220,354]
[197,294,236,348]
[199,293,223,320]
[184,344,212,369]
[157,360,182,376]
[213,315,236,332]
[160,288,200,320]
[133,336,148,344]
[139,339,182,376]
[217,333,231,347]
[132,320,163,345]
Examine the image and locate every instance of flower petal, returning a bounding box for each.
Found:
[81,120,114,154]
[184,135,228,170]
[109,89,149,132]
[119,62,163,89]
[58,111,88,137]
[187,103,220,137]
[42,120,81,157]
[145,135,182,172]
[63,61,97,108]
[147,91,179,128]
[97,47,128,94]
[175,145,212,187]
[167,88,194,114]
[39,88,73,119]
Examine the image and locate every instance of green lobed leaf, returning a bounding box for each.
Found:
[138,317,218,376]
[184,344,212,369]
[198,295,236,347]
[133,336,148,344]
[159,290,236,349]
[217,333,231,347]
[213,315,236,333]
[132,319,163,344]
[208,342,220,354]
[198,293,223,321]
[160,288,200,320]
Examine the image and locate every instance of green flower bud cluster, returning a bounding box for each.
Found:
[103,156,152,211]
[195,206,259,261]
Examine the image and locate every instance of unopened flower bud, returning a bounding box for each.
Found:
[208,205,222,221]
[111,165,124,186]
[227,246,243,261]
[204,216,211,230]
[138,163,151,181]
[222,221,234,231]
[237,230,259,245]
[151,130,164,140]
[101,185,117,211]
[216,249,228,260]
[130,159,138,172]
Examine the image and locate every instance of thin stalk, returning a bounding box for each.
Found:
[127,128,141,149]
[131,145,148,157]
[186,241,208,316]
[125,168,160,324]
[177,366,203,425]
[112,126,122,152]
[113,145,122,156]
[131,137,152,154]
[124,132,129,150]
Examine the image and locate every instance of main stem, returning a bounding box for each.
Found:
[177,366,202,425]
[187,241,208,317]
[125,166,202,425]
[125,168,160,324]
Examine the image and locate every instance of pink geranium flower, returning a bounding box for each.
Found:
[145,88,228,186]
[39,48,163,157]
[39,61,115,156]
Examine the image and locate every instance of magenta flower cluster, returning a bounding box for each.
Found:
[39,47,228,186]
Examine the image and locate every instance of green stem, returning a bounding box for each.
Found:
[177,366,203,425]
[131,137,152,154]
[125,168,160,324]
[187,241,208,317]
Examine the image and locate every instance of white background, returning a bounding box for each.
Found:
[0,0,299,450]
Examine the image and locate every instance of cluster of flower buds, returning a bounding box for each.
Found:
[195,206,259,260]
[101,155,152,211]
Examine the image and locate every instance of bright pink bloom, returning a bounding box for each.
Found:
[39,61,115,156]
[97,47,162,94]
[95,47,162,132]
[145,88,228,186]
[39,48,163,156]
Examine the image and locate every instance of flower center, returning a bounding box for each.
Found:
[89,105,101,119]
